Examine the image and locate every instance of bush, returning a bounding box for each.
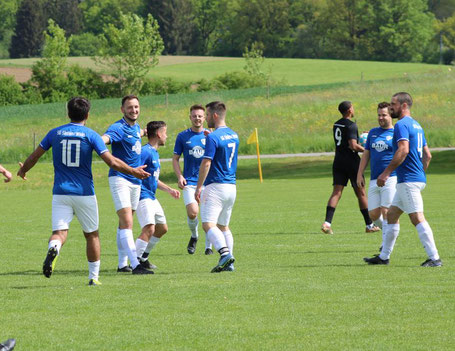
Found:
[215,71,258,90]
[65,65,106,99]
[196,78,227,92]
[0,74,25,106]
[140,77,190,95]
[69,33,103,57]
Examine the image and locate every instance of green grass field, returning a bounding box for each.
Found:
[0,56,444,85]
[1,153,454,350]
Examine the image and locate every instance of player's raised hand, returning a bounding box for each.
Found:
[177,175,187,189]
[17,162,27,180]
[132,165,151,180]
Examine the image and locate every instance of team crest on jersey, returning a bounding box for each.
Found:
[201,139,206,145]
[189,145,204,158]
[371,140,388,152]
[132,141,141,154]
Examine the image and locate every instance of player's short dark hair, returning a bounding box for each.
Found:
[147,121,166,138]
[122,94,139,106]
[338,101,352,115]
[377,101,390,110]
[205,101,226,117]
[190,104,205,112]
[393,92,413,108]
[67,97,90,122]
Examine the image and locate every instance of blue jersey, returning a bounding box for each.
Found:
[393,116,427,183]
[365,127,396,180]
[104,118,142,185]
[140,144,160,200]
[40,123,108,196]
[203,126,239,185]
[173,128,207,185]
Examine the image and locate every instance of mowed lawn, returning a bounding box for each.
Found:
[0,155,454,350]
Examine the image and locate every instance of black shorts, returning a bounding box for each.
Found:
[332,159,360,187]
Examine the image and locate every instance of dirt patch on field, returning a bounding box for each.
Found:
[0,67,32,83]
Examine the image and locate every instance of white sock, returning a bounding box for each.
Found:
[324,221,331,227]
[88,260,100,280]
[380,223,399,260]
[118,229,139,269]
[135,238,148,258]
[222,230,234,254]
[416,221,439,260]
[205,233,212,250]
[373,215,383,229]
[207,227,227,252]
[116,228,128,268]
[144,236,160,255]
[381,219,388,249]
[48,239,62,254]
[187,217,199,238]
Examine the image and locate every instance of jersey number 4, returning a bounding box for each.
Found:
[61,139,81,167]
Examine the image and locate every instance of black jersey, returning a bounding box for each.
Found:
[333,117,360,163]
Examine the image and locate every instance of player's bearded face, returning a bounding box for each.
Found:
[206,110,215,128]
[390,99,401,119]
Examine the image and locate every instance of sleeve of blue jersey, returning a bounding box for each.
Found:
[90,131,109,156]
[365,130,373,150]
[394,121,409,143]
[203,134,217,160]
[39,130,53,151]
[104,123,122,142]
[140,146,150,166]
[173,133,183,155]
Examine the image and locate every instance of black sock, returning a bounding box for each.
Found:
[325,206,335,223]
[218,247,229,256]
[360,208,372,225]
[141,252,150,260]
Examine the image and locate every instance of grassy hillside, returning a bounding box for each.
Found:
[0,68,454,163]
[0,56,444,85]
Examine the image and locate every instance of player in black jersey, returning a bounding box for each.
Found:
[321,101,380,234]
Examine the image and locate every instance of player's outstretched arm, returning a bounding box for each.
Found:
[357,149,370,188]
[195,158,211,203]
[17,146,46,180]
[422,145,432,171]
[0,164,12,183]
[158,180,180,199]
[101,134,110,145]
[172,154,187,190]
[100,152,150,180]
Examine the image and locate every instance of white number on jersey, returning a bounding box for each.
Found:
[417,132,423,158]
[61,139,81,167]
[227,142,236,168]
[335,127,342,146]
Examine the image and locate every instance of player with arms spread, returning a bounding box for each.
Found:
[195,101,238,273]
[321,101,379,234]
[135,121,180,271]
[17,97,150,285]
[172,104,213,255]
[364,92,441,267]
[357,102,396,249]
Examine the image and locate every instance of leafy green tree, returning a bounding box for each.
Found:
[44,0,83,36]
[0,0,20,58]
[96,13,164,95]
[10,0,47,58]
[31,19,70,101]
[191,0,222,55]
[428,0,455,19]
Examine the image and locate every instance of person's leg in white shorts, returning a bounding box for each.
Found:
[109,176,141,271]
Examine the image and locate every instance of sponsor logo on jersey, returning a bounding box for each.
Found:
[371,140,388,152]
[189,145,204,158]
[412,123,422,130]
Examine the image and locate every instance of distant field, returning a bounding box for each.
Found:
[0,154,454,350]
[0,56,444,85]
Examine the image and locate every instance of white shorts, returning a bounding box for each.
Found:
[109,176,141,211]
[391,182,426,214]
[200,183,236,226]
[183,185,204,206]
[368,176,397,210]
[136,198,166,228]
[52,195,99,233]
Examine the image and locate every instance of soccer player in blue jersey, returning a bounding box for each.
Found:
[101,95,153,274]
[364,92,442,267]
[135,121,180,270]
[0,164,12,182]
[172,104,213,255]
[195,101,238,272]
[17,97,151,285]
[357,102,396,249]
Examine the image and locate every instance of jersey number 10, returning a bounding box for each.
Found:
[61,139,81,167]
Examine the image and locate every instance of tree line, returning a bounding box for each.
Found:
[2,0,455,63]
